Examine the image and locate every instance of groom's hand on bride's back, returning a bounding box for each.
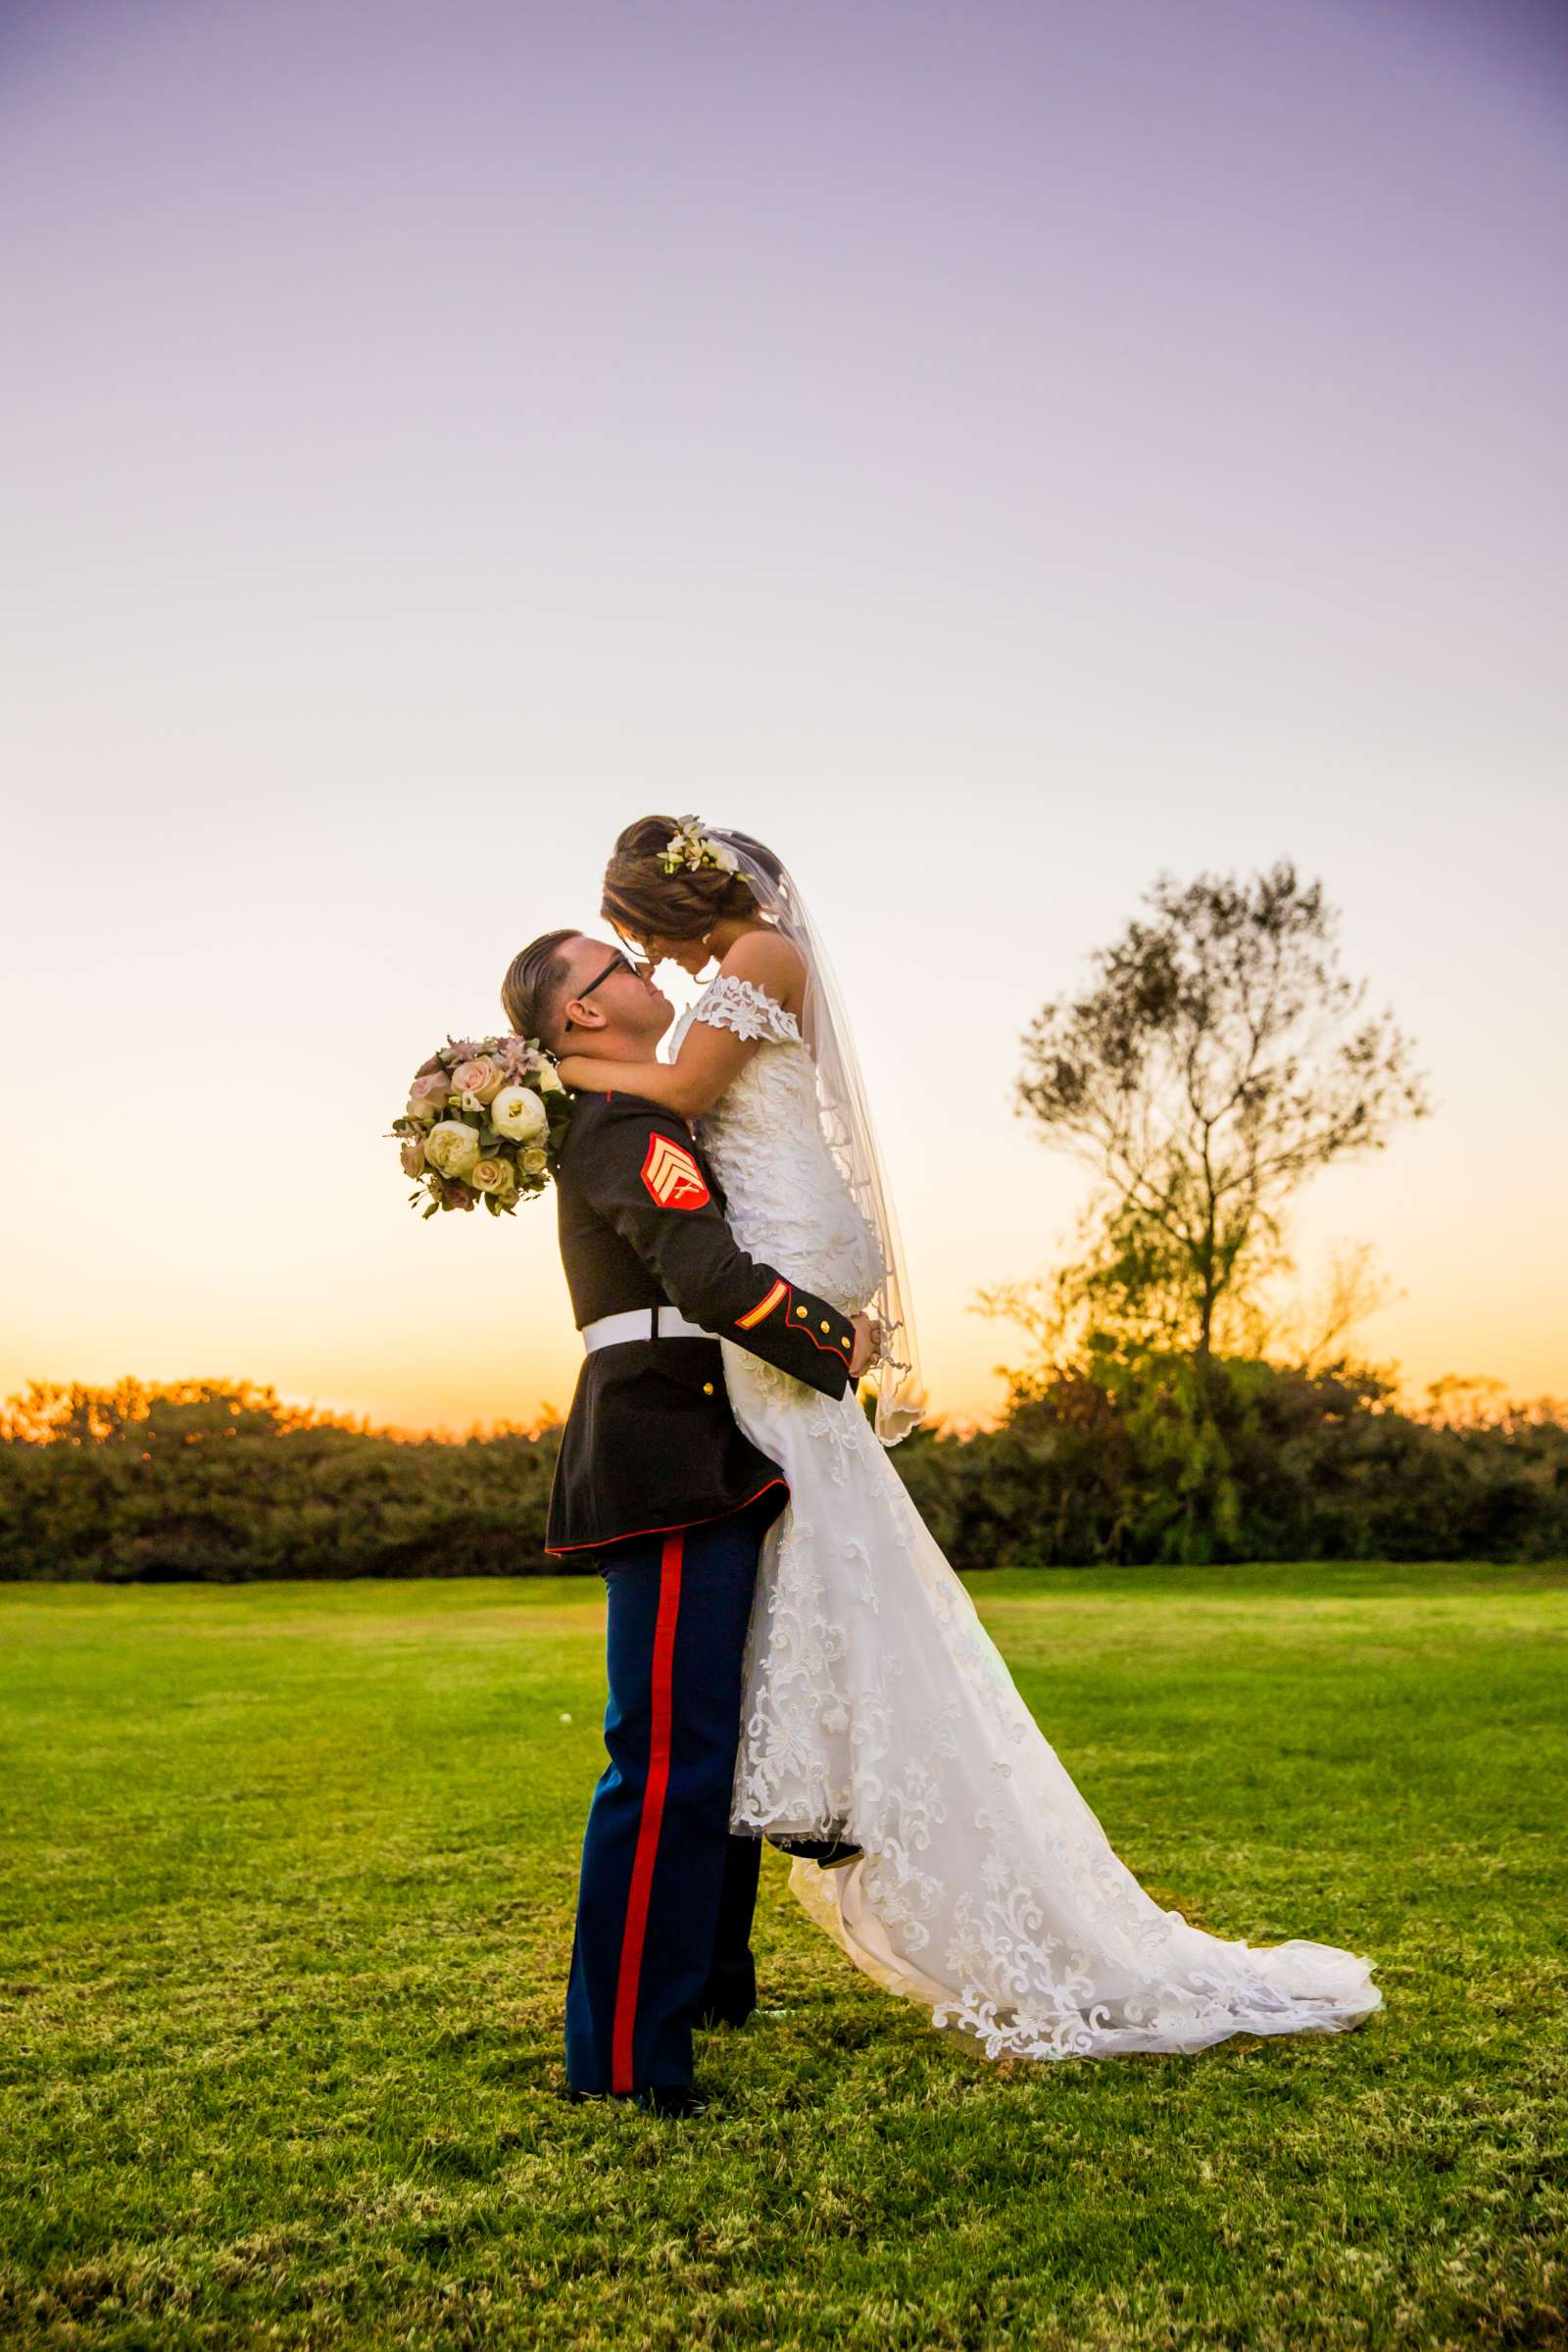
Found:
[849,1316,878,1379]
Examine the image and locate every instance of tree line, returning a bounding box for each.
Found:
[6,865,1561,1579]
[2,1365,1563,1583]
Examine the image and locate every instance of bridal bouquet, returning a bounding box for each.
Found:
[392,1035,571,1218]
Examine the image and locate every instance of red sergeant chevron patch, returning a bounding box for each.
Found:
[640,1132,710,1211]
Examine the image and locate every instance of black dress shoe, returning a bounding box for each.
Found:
[635,2084,708,2118]
[693,2002,754,2031]
[565,2084,709,2119]
[765,1831,862,1869]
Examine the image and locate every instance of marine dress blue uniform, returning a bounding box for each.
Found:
[544,1088,857,2103]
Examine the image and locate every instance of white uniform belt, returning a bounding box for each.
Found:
[581,1305,710,1352]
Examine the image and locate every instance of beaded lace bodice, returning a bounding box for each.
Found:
[672,975,885,1318]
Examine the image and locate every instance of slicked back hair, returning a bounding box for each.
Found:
[501,928,580,1048]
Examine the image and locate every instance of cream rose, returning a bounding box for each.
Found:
[452,1056,506,1105]
[536,1063,565,1095]
[491,1084,549,1144]
[469,1155,515,1198]
[424,1120,482,1179]
[520,1145,549,1176]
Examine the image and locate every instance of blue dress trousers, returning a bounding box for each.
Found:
[564,1506,766,2096]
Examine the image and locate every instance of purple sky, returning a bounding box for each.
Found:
[3,0,1564,1430]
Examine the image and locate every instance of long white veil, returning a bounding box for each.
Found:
[710,828,926,1446]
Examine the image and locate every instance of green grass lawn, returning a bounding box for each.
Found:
[1,1563,1564,2351]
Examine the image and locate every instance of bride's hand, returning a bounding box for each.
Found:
[554,1055,598,1094]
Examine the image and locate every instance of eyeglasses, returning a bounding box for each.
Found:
[563,950,636,1032]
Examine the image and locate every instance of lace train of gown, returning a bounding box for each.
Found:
[680,973,1382,2062]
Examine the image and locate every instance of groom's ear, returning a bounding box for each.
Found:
[557,993,610,1042]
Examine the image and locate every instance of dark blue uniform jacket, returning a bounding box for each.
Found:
[544,1090,858,1558]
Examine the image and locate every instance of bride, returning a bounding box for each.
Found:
[554,814,1382,2063]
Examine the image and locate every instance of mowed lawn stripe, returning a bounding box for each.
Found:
[1,1563,1563,2351]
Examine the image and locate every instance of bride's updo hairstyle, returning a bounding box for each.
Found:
[602,815,760,948]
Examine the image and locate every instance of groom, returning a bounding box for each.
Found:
[502,929,874,2118]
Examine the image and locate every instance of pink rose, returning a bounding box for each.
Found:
[407,1070,452,1120]
[453,1055,506,1105]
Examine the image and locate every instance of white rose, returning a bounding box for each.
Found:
[536,1063,565,1095]
[491,1084,549,1144]
[469,1155,516,1197]
[424,1120,481,1179]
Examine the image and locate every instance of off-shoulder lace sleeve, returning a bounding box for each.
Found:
[693,972,803,1046]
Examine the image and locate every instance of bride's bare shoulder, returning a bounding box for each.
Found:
[718,928,806,1009]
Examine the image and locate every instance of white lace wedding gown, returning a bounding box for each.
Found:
[677,973,1382,2062]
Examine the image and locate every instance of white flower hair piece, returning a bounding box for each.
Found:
[659,814,739,878]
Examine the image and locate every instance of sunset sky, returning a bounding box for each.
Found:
[4,0,1564,1434]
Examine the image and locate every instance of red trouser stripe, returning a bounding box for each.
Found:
[610,1529,684,2093]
